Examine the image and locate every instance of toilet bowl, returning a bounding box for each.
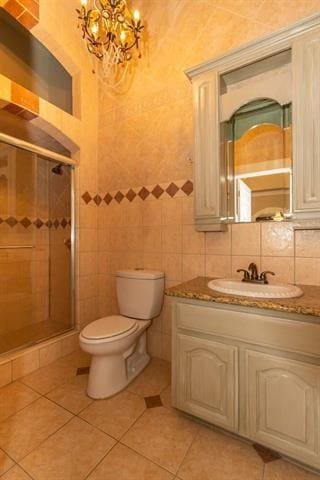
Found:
[79,269,164,399]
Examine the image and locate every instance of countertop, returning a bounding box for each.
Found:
[165,277,320,317]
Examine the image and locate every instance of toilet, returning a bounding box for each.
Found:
[79,269,164,399]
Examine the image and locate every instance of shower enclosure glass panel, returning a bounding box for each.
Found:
[0,141,74,354]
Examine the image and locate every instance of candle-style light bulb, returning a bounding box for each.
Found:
[120,30,127,43]
[91,22,99,36]
[133,9,140,23]
[81,0,88,6]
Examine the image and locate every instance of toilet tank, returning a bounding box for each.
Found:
[116,269,165,320]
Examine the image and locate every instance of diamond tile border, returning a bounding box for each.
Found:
[81,179,193,206]
[0,216,71,229]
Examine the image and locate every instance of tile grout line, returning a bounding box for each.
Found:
[175,424,202,479]
[83,439,120,480]
[82,384,172,478]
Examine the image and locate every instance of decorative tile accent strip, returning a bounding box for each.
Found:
[253,444,281,464]
[11,82,39,114]
[144,395,163,409]
[76,366,90,376]
[0,216,71,229]
[81,179,194,205]
[2,0,39,30]
[2,102,38,122]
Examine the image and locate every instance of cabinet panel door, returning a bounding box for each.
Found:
[176,333,238,431]
[245,350,320,466]
[293,30,320,214]
[192,71,226,231]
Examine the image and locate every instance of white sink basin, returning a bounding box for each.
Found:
[207,279,303,299]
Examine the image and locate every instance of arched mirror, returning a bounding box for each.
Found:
[222,98,292,223]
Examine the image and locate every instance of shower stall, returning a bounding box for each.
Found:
[0,133,75,355]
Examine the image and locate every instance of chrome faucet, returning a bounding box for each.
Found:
[237,262,275,284]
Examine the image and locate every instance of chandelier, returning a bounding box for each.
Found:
[77,0,144,83]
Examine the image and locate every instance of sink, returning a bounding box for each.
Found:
[207,279,303,299]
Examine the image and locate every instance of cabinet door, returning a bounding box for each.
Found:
[245,350,320,467]
[192,71,227,231]
[293,30,320,215]
[176,333,238,431]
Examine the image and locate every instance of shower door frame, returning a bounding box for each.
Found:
[0,131,77,345]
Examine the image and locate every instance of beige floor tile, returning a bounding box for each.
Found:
[264,459,320,479]
[0,397,72,461]
[0,449,14,476]
[88,443,174,480]
[20,417,115,480]
[127,358,171,397]
[20,359,77,394]
[122,407,198,474]
[61,349,91,368]
[178,426,264,480]
[80,390,146,440]
[0,465,32,479]
[160,385,172,410]
[46,374,93,414]
[0,382,40,423]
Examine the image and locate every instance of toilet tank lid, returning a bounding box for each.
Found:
[116,269,164,280]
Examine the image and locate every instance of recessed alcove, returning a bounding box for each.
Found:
[0,8,73,114]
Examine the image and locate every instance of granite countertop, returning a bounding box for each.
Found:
[165,277,320,317]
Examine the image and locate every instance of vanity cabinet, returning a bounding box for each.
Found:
[245,349,320,465]
[172,299,320,470]
[186,14,320,230]
[176,333,238,430]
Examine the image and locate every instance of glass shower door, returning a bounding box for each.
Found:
[0,140,74,355]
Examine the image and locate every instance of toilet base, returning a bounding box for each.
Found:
[86,332,150,399]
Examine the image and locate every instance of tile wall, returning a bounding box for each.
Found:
[97,0,320,361]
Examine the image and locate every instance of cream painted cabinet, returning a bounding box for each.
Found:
[293,30,320,215]
[245,350,320,466]
[186,14,320,229]
[175,333,238,430]
[172,299,320,470]
[191,71,226,231]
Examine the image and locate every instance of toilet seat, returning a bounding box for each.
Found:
[81,315,138,341]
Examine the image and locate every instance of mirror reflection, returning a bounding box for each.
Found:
[224,98,292,222]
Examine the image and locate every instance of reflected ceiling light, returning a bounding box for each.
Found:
[77,0,144,84]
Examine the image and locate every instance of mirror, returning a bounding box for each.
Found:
[223,98,292,222]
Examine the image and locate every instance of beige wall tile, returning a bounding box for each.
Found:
[261,257,294,284]
[182,226,205,254]
[61,334,79,357]
[182,254,205,281]
[261,223,294,257]
[295,229,320,258]
[231,223,260,256]
[182,197,194,225]
[143,253,162,271]
[205,228,232,255]
[162,254,182,282]
[205,255,232,278]
[142,201,162,226]
[12,351,39,380]
[295,258,320,286]
[143,227,162,253]
[0,361,12,388]
[162,226,182,253]
[162,198,182,226]
[39,341,62,367]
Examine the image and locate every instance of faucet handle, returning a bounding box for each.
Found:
[237,269,250,282]
[259,270,275,284]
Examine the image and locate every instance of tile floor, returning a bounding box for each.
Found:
[0,351,318,479]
